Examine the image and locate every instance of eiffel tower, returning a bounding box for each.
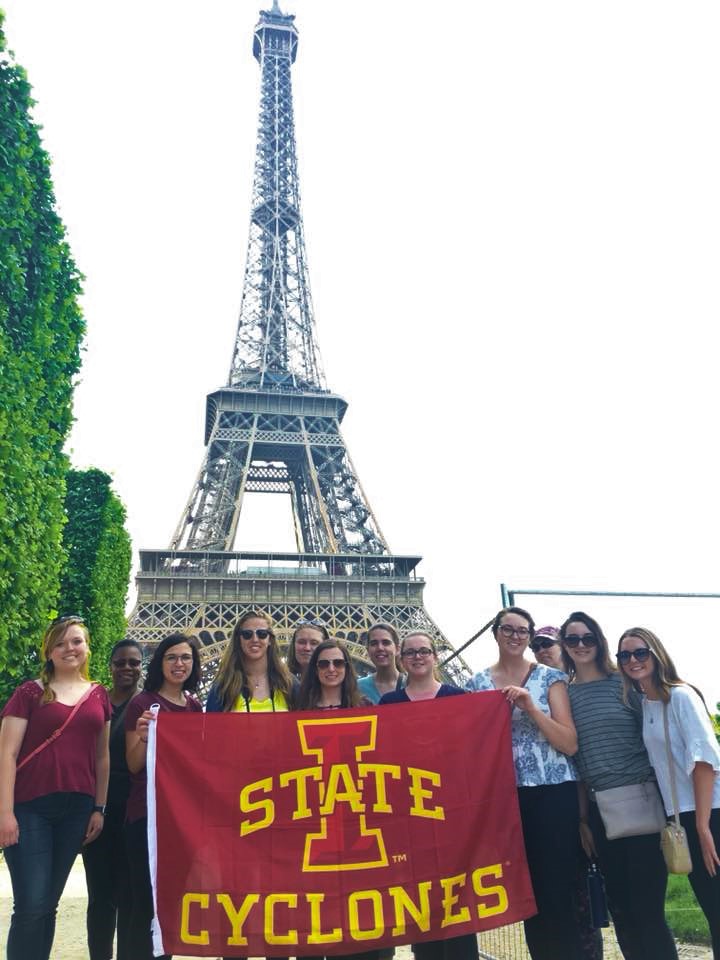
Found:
[126,2,470,685]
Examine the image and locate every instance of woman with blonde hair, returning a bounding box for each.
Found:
[206,610,295,713]
[205,612,294,960]
[0,615,111,960]
[286,618,329,680]
[618,627,720,955]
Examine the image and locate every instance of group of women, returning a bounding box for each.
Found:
[0,608,718,960]
[470,606,720,960]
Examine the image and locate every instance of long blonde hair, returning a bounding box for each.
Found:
[39,617,91,703]
[213,611,293,711]
[618,627,708,710]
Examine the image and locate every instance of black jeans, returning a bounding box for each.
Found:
[412,934,478,958]
[3,791,94,960]
[82,801,132,960]
[125,816,171,960]
[680,808,720,957]
[589,800,677,959]
[518,781,585,960]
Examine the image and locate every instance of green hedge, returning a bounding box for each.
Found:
[59,469,132,685]
[0,14,85,702]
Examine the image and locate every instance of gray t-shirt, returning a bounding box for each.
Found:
[568,672,653,791]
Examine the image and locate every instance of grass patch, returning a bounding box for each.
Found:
[666,874,710,945]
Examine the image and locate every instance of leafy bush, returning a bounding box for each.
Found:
[59,469,132,684]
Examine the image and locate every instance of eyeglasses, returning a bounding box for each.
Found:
[402,648,434,659]
[238,628,271,640]
[530,639,557,652]
[112,658,142,668]
[499,625,530,640]
[617,648,652,664]
[164,653,193,664]
[563,634,597,648]
[317,658,346,670]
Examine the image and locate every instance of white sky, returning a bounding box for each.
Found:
[3,1,720,704]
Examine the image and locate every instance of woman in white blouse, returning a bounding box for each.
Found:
[618,627,720,955]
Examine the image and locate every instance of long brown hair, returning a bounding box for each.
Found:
[39,617,92,704]
[212,611,293,711]
[559,611,616,680]
[296,640,360,710]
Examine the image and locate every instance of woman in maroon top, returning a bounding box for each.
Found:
[124,632,202,960]
[0,615,111,960]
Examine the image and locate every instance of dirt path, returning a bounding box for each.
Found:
[0,856,711,960]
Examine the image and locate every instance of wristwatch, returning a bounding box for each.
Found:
[93,804,106,815]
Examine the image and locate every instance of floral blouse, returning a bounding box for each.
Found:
[468,665,577,787]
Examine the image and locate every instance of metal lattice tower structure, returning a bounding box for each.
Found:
[126,3,471,686]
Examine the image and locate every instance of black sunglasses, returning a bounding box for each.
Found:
[563,634,597,648]
[530,638,557,652]
[238,628,272,640]
[52,614,84,626]
[617,648,652,664]
[317,658,346,670]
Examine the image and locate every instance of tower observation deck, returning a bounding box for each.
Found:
[126,2,471,686]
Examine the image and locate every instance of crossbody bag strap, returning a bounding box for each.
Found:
[17,684,96,772]
[663,700,681,828]
[520,663,537,688]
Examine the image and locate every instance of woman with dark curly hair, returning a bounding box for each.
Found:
[124,633,202,960]
[561,612,676,960]
[468,607,579,960]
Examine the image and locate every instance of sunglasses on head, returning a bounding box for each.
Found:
[52,614,84,626]
[617,648,652,664]
[239,628,271,640]
[530,638,557,652]
[563,633,597,648]
[317,657,346,670]
[112,657,142,668]
[297,618,324,627]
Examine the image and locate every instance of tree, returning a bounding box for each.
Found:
[0,15,85,702]
[59,469,132,685]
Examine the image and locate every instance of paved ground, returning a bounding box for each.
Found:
[0,856,711,959]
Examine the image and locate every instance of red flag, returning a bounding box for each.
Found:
[148,691,535,956]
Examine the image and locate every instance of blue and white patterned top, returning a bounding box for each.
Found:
[468,665,577,787]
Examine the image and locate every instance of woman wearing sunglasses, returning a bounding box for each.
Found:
[286,618,329,680]
[380,631,478,960]
[560,613,677,960]
[618,627,720,955]
[468,607,581,960]
[206,612,295,960]
[296,639,380,959]
[0,615,110,960]
[125,633,202,960]
[206,610,295,713]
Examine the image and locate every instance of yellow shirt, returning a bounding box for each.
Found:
[231,689,289,713]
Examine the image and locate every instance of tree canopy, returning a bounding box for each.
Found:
[0,14,85,701]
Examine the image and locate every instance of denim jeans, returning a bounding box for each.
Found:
[3,791,94,960]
